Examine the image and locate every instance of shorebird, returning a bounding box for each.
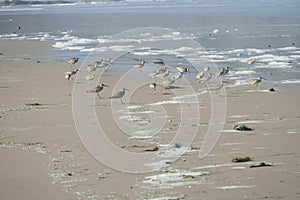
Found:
[109,88,129,104]
[198,73,212,84]
[247,58,256,65]
[153,58,165,65]
[161,77,176,89]
[173,72,183,81]
[222,67,230,75]
[88,60,102,67]
[155,70,169,78]
[208,80,229,96]
[149,83,157,94]
[148,66,167,78]
[133,60,145,69]
[66,57,79,68]
[86,83,108,99]
[98,58,111,68]
[85,75,95,85]
[247,77,263,88]
[176,66,191,77]
[215,67,231,78]
[176,66,189,73]
[64,69,80,81]
[196,71,205,81]
[204,66,210,72]
[85,64,97,72]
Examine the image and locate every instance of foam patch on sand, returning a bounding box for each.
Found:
[143,169,210,189]
[215,185,255,190]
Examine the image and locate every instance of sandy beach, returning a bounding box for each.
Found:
[0,40,299,199]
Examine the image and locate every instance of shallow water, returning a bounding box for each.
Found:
[0,0,300,83]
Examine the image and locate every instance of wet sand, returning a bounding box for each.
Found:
[0,40,299,199]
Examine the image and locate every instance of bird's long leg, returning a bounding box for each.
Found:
[120,98,124,104]
[97,93,102,99]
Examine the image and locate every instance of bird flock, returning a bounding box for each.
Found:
[63,55,264,103]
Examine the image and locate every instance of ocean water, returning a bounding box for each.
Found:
[0,0,299,84]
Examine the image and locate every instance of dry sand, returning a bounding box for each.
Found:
[0,40,299,199]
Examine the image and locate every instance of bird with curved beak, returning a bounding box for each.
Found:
[198,73,212,84]
[66,57,79,68]
[215,67,231,78]
[204,66,210,72]
[176,66,190,77]
[247,76,266,89]
[86,83,108,99]
[64,69,80,81]
[98,58,111,69]
[161,77,176,89]
[196,71,204,80]
[176,66,189,73]
[133,60,146,69]
[148,66,167,78]
[109,88,129,104]
[173,72,183,81]
[247,58,256,65]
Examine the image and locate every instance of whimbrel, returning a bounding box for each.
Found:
[66,57,79,68]
[109,88,129,104]
[86,83,108,99]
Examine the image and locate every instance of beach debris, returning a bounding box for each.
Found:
[213,29,219,34]
[144,146,159,152]
[233,124,253,131]
[182,174,195,179]
[67,172,73,177]
[247,58,256,65]
[60,150,72,153]
[25,103,42,106]
[232,156,252,163]
[86,83,108,99]
[22,142,43,146]
[98,172,109,180]
[269,88,275,92]
[0,137,14,147]
[66,57,79,68]
[174,143,182,148]
[250,162,273,168]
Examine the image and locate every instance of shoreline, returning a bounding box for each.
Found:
[0,40,299,199]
